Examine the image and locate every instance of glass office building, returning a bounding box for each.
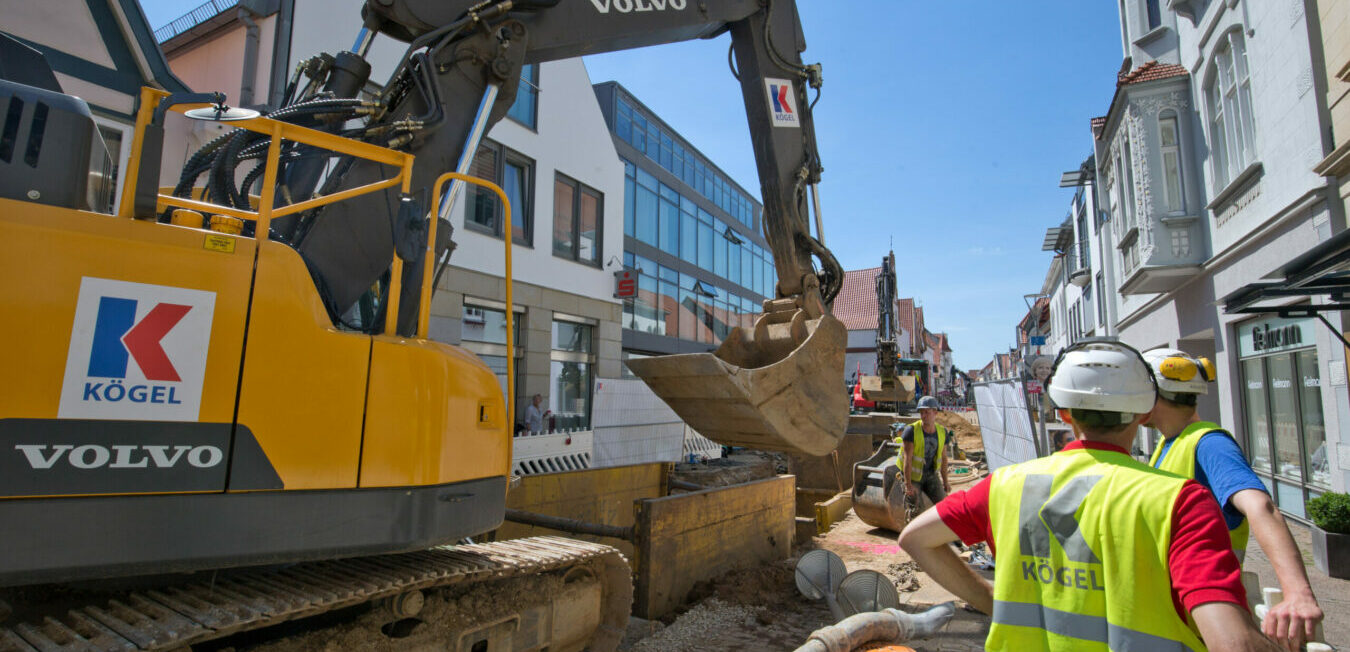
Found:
[592,82,776,366]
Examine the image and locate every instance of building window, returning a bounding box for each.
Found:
[460,301,522,397]
[550,319,595,430]
[1082,281,1094,332]
[1171,227,1191,257]
[1206,30,1256,190]
[91,118,130,214]
[553,174,602,265]
[1159,113,1185,213]
[468,140,533,245]
[1095,272,1106,326]
[506,63,538,129]
[1145,0,1162,30]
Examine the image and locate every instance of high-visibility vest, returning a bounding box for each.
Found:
[986,447,1207,651]
[895,421,946,482]
[1149,421,1251,563]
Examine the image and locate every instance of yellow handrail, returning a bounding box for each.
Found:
[428,172,513,437]
[120,86,417,337]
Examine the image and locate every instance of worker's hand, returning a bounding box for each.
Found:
[905,483,916,497]
[943,479,951,493]
[1263,592,1322,651]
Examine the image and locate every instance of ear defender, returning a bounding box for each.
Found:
[1158,355,1215,383]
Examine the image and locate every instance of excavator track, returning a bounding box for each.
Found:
[0,537,632,652]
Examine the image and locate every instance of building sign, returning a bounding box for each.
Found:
[1238,316,1313,357]
[614,270,637,299]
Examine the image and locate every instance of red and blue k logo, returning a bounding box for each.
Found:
[769,84,792,115]
[88,297,192,381]
[60,278,216,421]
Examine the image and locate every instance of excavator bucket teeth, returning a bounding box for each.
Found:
[860,374,915,404]
[626,311,847,457]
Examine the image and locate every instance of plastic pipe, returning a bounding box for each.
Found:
[792,602,956,652]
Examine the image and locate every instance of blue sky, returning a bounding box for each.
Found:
[139,1,1124,371]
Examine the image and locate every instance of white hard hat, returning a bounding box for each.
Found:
[1046,340,1157,416]
[1142,348,1214,397]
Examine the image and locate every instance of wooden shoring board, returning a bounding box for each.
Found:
[633,475,795,619]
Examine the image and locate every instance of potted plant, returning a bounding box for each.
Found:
[1307,492,1350,579]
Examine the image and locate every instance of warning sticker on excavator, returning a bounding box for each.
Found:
[57,278,216,422]
[203,234,235,253]
[764,78,800,128]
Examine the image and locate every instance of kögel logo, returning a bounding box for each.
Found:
[764,78,800,128]
[1252,322,1302,352]
[60,278,215,422]
[14,444,224,470]
[588,0,686,13]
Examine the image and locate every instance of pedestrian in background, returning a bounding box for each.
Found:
[900,340,1278,651]
[1144,347,1323,649]
[524,393,550,434]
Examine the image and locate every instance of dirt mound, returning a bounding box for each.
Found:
[684,561,797,611]
[937,411,983,452]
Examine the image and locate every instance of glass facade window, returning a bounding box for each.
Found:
[468,140,533,244]
[1238,316,1326,519]
[550,320,595,430]
[506,63,539,129]
[614,96,757,229]
[552,174,603,266]
[460,303,522,397]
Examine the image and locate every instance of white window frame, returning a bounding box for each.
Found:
[90,116,133,215]
[1205,30,1256,190]
[1158,111,1185,214]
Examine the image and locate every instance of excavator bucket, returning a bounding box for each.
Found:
[626,306,848,457]
[860,374,916,405]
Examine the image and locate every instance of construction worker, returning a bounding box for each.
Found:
[899,396,950,509]
[899,340,1277,651]
[1143,348,1323,649]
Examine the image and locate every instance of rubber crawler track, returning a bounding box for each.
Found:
[0,537,632,651]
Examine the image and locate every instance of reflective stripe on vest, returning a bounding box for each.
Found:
[895,420,946,482]
[986,447,1207,652]
[1149,422,1250,562]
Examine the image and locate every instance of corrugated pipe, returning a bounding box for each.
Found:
[238,5,261,106]
[792,603,956,652]
[503,509,634,541]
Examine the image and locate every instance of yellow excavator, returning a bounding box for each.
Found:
[0,0,845,649]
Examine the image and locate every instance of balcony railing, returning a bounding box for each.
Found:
[154,0,237,43]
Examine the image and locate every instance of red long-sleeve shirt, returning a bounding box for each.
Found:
[936,440,1247,622]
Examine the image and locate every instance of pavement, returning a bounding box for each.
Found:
[1244,520,1350,648]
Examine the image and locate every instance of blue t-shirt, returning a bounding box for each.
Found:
[1154,428,1268,530]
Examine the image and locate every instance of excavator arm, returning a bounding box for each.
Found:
[171,0,848,454]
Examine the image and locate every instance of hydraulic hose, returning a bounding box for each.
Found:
[792,603,956,652]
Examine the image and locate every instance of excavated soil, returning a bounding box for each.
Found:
[936,411,983,453]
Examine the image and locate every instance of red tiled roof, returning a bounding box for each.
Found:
[896,298,915,337]
[938,332,952,353]
[1118,60,1187,86]
[833,266,881,331]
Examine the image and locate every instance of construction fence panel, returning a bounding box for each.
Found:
[973,379,1037,471]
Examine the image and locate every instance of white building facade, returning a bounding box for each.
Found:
[1085,0,1348,517]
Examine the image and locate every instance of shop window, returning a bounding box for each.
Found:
[1297,349,1330,488]
[550,319,596,430]
[460,302,522,397]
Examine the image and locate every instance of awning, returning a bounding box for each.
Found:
[1221,228,1350,349]
[1221,228,1350,315]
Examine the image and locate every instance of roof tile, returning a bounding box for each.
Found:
[833,267,882,331]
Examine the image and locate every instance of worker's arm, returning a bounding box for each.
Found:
[901,439,916,496]
[1230,488,1323,649]
[898,507,993,614]
[1190,602,1283,652]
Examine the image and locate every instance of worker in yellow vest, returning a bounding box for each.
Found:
[898,396,950,510]
[900,340,1277,651]
[1143,347,1323,649]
